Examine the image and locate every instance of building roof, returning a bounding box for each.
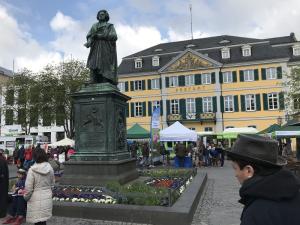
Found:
[118,33,300,76]
[0,66,13,77]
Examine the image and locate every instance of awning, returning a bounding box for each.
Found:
[127,123,150,139]
[49,138,75,147]
[222,127,258,139]
[275,126,300,137]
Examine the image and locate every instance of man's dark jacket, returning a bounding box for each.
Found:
[239,169,300,225]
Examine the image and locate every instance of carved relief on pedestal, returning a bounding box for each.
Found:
[116,108,126,150]
[165,52,213,72]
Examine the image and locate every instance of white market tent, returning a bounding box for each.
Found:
[160,121,197,142]
[49,137,75,147]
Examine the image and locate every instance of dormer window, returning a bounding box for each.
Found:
[221,47,230,59]
[293,45,300,56]
[135,58,142,68]
[242,45,251,57]
[152,56,160,67]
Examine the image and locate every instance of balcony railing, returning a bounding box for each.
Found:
[167,112,216,122]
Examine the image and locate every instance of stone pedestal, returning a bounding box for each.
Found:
[60,83,138,186]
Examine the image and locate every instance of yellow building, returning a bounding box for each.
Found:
[118,33,300,133]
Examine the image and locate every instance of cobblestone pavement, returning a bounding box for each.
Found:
[2,161,242,225]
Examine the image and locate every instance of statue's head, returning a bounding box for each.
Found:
[97,10,109,22]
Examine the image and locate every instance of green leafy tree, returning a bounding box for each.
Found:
[284,66,300,115]
[3,69,39,134]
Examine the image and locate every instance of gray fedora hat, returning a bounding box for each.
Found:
[225,134,287,167]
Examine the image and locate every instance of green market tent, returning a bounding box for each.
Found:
[222,127,258,139]
[127,123,150,139]
[258,124,281,134]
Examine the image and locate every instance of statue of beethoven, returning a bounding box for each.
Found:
[84,10,118,85]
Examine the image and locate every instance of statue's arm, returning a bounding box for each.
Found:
[106,24,118,41]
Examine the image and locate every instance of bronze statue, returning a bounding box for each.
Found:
[85,10,118,85]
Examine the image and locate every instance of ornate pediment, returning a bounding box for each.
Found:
[164,51,214,72]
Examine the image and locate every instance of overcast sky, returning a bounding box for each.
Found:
[0,0,300,72]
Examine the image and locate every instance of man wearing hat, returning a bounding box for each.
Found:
[0,149,9,218]
[226,134,300,225]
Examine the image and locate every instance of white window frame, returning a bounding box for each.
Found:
[134,102,143,117]
[245,94,256,111]
[185,75,195,86]
[117,82,125,92]
[266,67,277,80]
[224,95,234,112]
[244,70,254,81]
[223,71,233,83]
[186,98,196,118]
[169,76,178,87]
[201,73,211,85]
[135,58,142,68]
[242,45,251,57]
[170,99,179,114]
[221,47,230,59]
[268,93,279,110]
[152,100,160,111]
[203,97,213,113]
[134,80,142,91]
[152,56,160,67]
[293,45,300,56]
[151,78,160,89]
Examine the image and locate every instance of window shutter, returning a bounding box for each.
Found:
[159,78,162,89]
[130,102,134,117]
[263,94,268,111]
[220,96,224,112]
[196,97,203,114]
[148,102,152,116]
[241,95,245,111]
[277,67,282,79]
[179,99,186,119]
[147,79,151,90]
[232,71,237,82]
[255,94,261,111]
[195,74,202,85]
[254,69,259,81]
[261,68,266,80]
[239,70,244,82]
[166,100,170,115]
[219,72,223,84]
[126,103,129,117]
[179,75,185,87]
[142,102,146,116]
[160,100,163,115]
[213,96,217,112]
[211,72,216,84]
[142,80,146,90]
[125,81,129,92]
[234,95,239,112]
[130,81,134,91]
[165,77,169,88]
[279,92,285,110]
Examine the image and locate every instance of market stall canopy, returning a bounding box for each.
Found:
[49,137,75,147]
[222,127,258,139]
[127,123,150,139]
[258,124,281,134]
[275,126,300,137]
[160,121,197,142]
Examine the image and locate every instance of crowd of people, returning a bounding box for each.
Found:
[0,144,75,225]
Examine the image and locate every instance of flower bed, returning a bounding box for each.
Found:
[52,168,197,206]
